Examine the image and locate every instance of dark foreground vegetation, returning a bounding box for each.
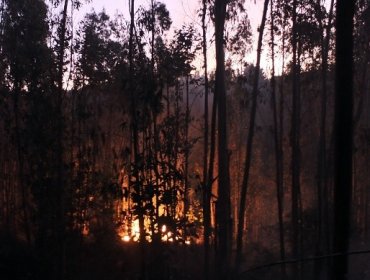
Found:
[1,233,205,280]
[2,233,370,280]
[1,0,369,279]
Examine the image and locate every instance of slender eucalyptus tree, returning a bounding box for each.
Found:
[290,0,303,277]
[201,0,211,279]
[315,1,334,278]
[269,0,286,277]
[55,1,69,278]
[235,0,269,274]
[214,0,231,278]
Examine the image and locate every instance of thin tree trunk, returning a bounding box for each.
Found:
[128,0,146,277]
[365,139,369,238]
[278,3,287,258]
[214,1,231,278]
[201,0,211,277]
[0,0,5,39]
[184,75,190,216]
[315,1,334,278]
[129,0,137,158]
[235,0,269,274]
[13,85,31,244]
[353,52,370,131]
[151,0,155,76]
[167,84,170,117]
[56,1,69,279]
[291,0,302,278]
[332,1,355,279]
[270,0,286,277]
[207,77,217,252]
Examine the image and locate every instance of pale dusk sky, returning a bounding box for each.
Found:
[75,0,265,72]
[80,0,262,30]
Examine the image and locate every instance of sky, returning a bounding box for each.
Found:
[78,0,200,29]
[75,0,265,72]
[80,0,263,27]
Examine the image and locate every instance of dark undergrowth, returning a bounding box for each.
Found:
[0,232,205,280]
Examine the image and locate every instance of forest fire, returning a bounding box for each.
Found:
[118,219,141,242]
[0,0,368,279]
[116,214,191,244]
[117,219,193,245]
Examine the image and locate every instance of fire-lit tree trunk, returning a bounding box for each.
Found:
[235,0,269,274]
[214,0,231,278]
[184,75,190,216]
[201,0,211,278]
[269,0,286,278]
[332,0,355,279]
[128,0,146,277]
[207,73,217,249]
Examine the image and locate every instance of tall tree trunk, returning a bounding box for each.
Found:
[151,0,155,76]
[129,0,137,160]
[56,1,69,279]
[214,0,231,278]
[13,85,31,244]
[201,0,211,278]
[4,0,33,246]
[291,0,302,278]
[235,0,269,274]
[128,0,146,277]
[184,75,190,216]
[332,1,355,279]
[278,4,288,262]
[315,1,334,278]
[270,0,286,278]
[207,76,217,254]
[0,0,5,39]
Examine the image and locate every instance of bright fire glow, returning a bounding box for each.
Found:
[118,218,194,244]
[119,219,154,243]
[122,235,130,242]
[82,223,89,236]
[161,224,167,233]
[132,219,140,234]
[160,224,174,242]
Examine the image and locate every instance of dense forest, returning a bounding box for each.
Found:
[0,0,369,279]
